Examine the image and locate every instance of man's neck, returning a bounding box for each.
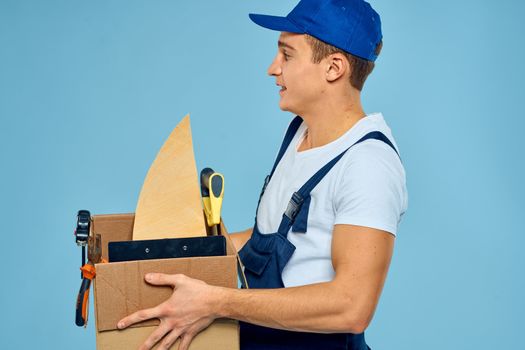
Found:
[297,99,365,152]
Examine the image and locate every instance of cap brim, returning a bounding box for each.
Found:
[249,13,304,33]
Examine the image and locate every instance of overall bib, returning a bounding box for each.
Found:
[238,116,399,350]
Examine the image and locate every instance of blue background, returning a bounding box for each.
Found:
[1,0,523,348]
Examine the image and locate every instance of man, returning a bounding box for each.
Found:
[117,0,408,349]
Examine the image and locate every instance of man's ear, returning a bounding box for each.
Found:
[325,53,350,83]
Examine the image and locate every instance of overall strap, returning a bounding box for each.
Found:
[254,116,303,219]
[277,131,400,235]
[269,116,303,180]
[357,131,399,158]
[297,131,399,196]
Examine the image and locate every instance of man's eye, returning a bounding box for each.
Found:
[283,53,290,60]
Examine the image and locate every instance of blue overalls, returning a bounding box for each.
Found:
[238,116,400,350]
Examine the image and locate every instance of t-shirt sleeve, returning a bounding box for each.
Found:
[333,141,407,236]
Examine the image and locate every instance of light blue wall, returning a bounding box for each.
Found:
[0,0,523,348]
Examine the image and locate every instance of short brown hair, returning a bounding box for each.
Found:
[305,35,383,91]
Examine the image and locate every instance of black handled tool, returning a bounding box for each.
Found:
[74,209,103,328]
[75,271,93,327]
[74,210,91,278]
[75,232,102,327]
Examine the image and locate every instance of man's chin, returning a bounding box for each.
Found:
[278,101,293,113]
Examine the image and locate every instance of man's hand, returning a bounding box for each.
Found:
[117,273,219,350]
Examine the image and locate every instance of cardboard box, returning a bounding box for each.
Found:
[91,213,240,350]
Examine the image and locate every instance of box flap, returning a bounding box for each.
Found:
[92,214,135,261]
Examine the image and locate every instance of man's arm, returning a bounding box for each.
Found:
[215,224,395,333]
[225,227,252,252]
[117,224,394,349]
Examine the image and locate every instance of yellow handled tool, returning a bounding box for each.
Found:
[200,168,224,235]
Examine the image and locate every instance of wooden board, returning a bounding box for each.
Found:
[133,115,207,240]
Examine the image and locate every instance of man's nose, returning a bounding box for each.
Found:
[267,54,282,76]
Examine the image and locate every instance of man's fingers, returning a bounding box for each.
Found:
[138,323,171,350]
[159,328,182,350]
[177,333,194,350]
[117,305,161,329]
[145,273,185,287]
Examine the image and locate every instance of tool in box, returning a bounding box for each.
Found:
[200,168,248,289]
[74,210,104,327]
[200,167,224,236]
[74,210,90,277]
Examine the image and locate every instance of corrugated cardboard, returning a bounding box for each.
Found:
[92,213,239,350]
[96,320,239,350]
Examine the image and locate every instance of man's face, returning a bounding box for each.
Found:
[267,32,326,115]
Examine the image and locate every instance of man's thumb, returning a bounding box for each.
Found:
[145,272,178,287]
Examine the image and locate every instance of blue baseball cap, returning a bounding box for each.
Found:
[249,0,382,62]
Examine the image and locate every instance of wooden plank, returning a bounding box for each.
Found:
[133,115,207,240]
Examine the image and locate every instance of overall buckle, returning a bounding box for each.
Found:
[284,192,304,222]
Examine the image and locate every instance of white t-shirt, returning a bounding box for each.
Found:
[256,113,408,287]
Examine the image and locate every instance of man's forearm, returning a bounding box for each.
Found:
[225,228,252,252]
[213,281,366,334]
